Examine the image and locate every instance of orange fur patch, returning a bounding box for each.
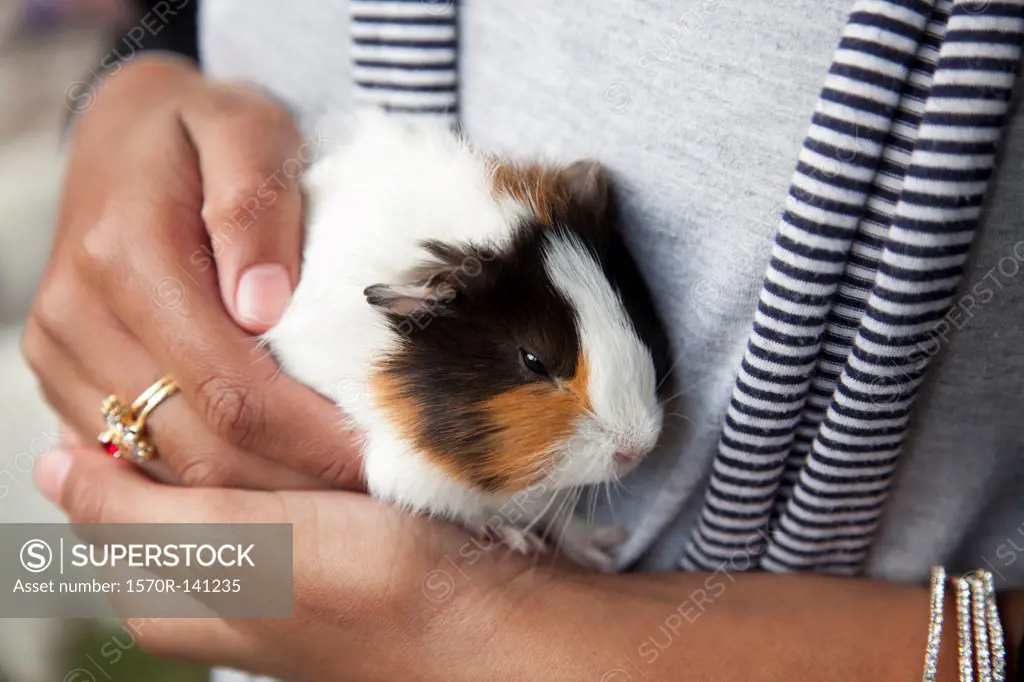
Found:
[472,354,593,492]
[488,160,570,226]
[564,353,592,407]
[372,369,423,450]
[371,356,594,494]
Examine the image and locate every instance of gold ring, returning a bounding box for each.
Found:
[98,375,179,462]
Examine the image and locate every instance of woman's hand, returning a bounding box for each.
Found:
[22,55,362,490]
[35,447,535,682]
[35,448,1024,682]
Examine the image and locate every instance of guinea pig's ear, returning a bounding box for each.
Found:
[560,160,612,252]
[364,269,459,316]
[561,160,609,223]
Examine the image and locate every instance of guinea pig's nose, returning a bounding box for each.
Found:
[614,450,644,464]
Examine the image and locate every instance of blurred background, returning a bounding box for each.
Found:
[0,1,206,679]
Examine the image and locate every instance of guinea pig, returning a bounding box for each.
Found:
[265,114,671,571]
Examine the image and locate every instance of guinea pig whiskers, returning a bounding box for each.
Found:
[586,486,599,528]
[655,354,683,393]
[662,411,695,427]
[659,388,688,405]
[603,480,617,516]
[520,486,564,537]
[549,485,584,561]
[603,459,636,507]
[614,476,639,500]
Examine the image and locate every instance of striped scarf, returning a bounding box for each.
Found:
[350,0,1024,576]
[351,0,458,127]
[683,0,1024,574]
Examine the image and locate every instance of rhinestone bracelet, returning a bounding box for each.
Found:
[922,567,1008,682]
[980,571,1007,682]
[957,575,975,682]
[923,565,947,682]
[970,573,992,682]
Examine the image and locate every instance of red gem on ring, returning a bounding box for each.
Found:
[104,442,119,457]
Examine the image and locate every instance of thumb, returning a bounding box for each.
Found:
[182,84,308,334]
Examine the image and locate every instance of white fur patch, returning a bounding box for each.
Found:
[542,233,663,486]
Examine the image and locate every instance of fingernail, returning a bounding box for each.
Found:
[236,263,293,327]
[34,449,73,505]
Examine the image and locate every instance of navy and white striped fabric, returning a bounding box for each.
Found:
[770,0,956,565]
[350,0,458,127]
[684,0,1024,574]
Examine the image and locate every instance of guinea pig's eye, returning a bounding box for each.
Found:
[519,349,550,378]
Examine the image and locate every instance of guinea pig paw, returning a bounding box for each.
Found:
[489,525,548,556]
[558,522,627,573]
[580,546,618,574]
[589,525,628,550]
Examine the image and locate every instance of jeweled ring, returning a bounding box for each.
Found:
[98,375,179,462]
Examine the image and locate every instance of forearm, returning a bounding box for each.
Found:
[422,568,1023,682]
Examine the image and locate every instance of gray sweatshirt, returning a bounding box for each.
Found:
[198,0,1024,586]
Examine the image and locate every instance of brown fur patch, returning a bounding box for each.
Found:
[372,367,487,487]
[373,365,505,489]
[371,356,594,494]
[488,160,570,226]
[473,354,593,491]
